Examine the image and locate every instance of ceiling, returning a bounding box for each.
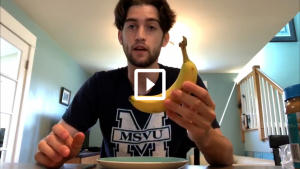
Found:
[11,0,300,74]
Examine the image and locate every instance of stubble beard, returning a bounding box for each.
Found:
[124,39,163,68]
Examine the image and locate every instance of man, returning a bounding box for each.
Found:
[35,0,234,168]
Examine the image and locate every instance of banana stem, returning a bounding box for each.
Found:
[180,46,189,63]
[179,36,190,63]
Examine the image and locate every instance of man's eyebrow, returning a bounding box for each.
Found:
[125,18,160,24]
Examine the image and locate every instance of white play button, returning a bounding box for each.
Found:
[134,69,166,100]
[146,78,155,92]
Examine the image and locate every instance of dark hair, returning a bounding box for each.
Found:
[114,0,176,34]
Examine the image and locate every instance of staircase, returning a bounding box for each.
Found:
[237,65,287,142]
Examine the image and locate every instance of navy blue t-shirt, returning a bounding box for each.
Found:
[62,64,220,159]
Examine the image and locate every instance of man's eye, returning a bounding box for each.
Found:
[148,26,156,30]
[128,25,136,29]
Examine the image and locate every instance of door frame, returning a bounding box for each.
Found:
[0,6,37,163]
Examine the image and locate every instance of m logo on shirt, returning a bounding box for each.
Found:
[111,108,171,157]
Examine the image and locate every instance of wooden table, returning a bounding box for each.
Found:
[65,152,100,164]
[0,163,282,169]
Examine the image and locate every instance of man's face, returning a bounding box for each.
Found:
[118,5,169,68]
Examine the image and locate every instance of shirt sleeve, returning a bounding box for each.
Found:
[62,72,103,132]
[194,75,220,129]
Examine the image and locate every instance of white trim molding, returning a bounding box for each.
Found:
[0,7,37,48]
[0,6,37,163]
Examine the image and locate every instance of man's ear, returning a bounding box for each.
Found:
[118,30,123,45]
[162,32,170,47]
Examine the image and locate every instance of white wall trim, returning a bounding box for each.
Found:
[203,80,208,89]
[0,6,36,48]
[0,6,37,163]
[13,46,36,163]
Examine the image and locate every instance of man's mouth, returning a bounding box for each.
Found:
[133,45,147,51]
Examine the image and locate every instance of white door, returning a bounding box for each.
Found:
[0,24,30,163]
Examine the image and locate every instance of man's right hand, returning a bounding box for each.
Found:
[34,124,85,168]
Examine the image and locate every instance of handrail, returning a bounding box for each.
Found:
[238,71,253,85]
[255,68,283,94]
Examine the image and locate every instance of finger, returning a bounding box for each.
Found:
[166,110,197,132]
[182,84,190,95]
[35,152,57,168]
[52,124,69,141]
[168,91,217,127]
[171,89,211,115]
[182,81,216,108]
[46,134,70,157]
[65,135,73,149]
[164,99,204,127]
[181,87,191,109]
[38,140,62,163]
[60,132,84,157]
[71,132,85,150]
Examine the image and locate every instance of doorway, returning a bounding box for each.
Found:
[0,7,37,163]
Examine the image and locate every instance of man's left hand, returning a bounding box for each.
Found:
[164,81,217,145]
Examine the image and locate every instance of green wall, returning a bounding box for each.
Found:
[89,120,103,147]
[243,12,300,153]
[187,73,245,162]
[260,12,300,89]
[1,0,91,163]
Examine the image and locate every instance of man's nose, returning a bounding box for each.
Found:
[135,27,146,41]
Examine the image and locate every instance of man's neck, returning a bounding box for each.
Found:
[128,62,160,95]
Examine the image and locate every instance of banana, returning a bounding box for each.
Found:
[128,36,198,113]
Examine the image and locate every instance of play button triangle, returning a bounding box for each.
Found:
[146,78,155,92]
